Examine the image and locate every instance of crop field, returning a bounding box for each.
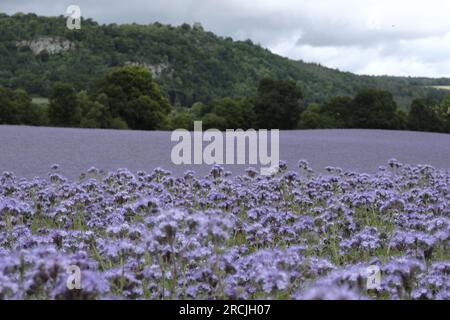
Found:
[430,86,450,91]
[2,126,450,179]
[31,97,49,105]
[0,160,448,300]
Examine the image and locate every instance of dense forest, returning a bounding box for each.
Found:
[1,12,450,107]
[1,13,450,133]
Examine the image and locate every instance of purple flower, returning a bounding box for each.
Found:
[297,285,367,300]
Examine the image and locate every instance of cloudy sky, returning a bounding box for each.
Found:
[2,0,450,77]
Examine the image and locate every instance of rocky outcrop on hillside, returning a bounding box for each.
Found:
[16,37,73,55]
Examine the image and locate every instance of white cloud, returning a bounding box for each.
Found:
[2,0,450,77]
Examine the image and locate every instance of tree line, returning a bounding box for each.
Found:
[1,65,449,133]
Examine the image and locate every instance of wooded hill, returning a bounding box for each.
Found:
[1,12,449,108]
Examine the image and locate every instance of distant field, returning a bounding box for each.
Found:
[0,125,449,179]
[430,85,450,91]
[31,97,49,104]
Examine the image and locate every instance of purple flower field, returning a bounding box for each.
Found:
[0,160,449,300]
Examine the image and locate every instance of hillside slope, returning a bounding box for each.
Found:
[1,13,449,107]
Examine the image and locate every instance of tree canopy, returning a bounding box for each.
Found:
[254,79,304,129]
[1,13,449,108]
[92,65,172,130]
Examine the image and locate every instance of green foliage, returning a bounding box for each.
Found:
[442,95,450,132]
[2,78,449,133]
[408,99,445,133]
[297,103,335,129]
[209,97,256,129]
[442,94,450,109]
[190,102,209,118]
[321,96,354,128]
[48,82,81,127]
[126,95,170,130]
[0,87,48,125]
[92,65,172,130]
[168,109,195,130]
[351,89,403,129]
[5,65,172,130]
[201,113,228,130]
[77,91,111,128]
[1,13,449,108]
[109,117,129,130]
[315,89,405,130]
[1,14,450,133]
[298,90,408,131]
[394,109,408,131]
[254,78,304,129]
